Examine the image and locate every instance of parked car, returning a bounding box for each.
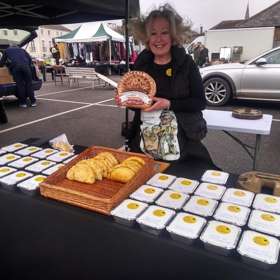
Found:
[0,28,42,98]
[200,46,280,106]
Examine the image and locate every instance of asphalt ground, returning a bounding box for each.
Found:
[1,74,280,176]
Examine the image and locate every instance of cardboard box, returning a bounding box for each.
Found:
[0,67,14,84]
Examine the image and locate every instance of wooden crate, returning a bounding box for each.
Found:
[40,146,168,215]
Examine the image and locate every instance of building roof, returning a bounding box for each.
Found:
[236,0,280,28]
[210,20,244,30]
[40,25,71,32]
[210,0,280,30]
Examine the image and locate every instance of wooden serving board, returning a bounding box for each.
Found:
[39,146,168,215]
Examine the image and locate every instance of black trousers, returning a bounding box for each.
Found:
[11,64,36,105]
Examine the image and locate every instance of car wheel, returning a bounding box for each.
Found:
[204,77,231,106]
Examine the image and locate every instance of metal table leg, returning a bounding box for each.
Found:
[223,131,261,171]
[0,98,8,124]
[253,134,261,171]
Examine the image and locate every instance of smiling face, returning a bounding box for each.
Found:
[148,17,172,62]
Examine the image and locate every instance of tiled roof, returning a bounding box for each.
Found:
[40,25,71,31]
[210,20,244,30]
[210,1,280,30]
[236,1,280,28]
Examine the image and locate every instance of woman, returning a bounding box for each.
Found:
[117,4,213,164]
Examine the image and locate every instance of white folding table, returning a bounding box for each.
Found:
[203,109,273,170]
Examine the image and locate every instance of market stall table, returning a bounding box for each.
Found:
[203,109,273,170]
[0,140,279,280]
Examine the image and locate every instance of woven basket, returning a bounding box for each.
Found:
[39,146,168,215]
[117,71,156,109]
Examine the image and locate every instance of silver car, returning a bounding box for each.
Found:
[200,46,280,106]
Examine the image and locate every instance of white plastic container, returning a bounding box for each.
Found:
[200,220,241,255]
[47,151,74,162]
[194,182,226,200]
[2,143,27,152]
[111,199,148,227]
[166,212,206,244]
[253,194,280,214]
[169,177,199,194]
[237,230,280,268]
[155,190,189,210]
[8,156,38,169]
[15,146,42,156]
[213,202,251,227]
[25,160,56,173]
[0,170,33,189]
[222,188,255,207]
[201,170,229,185]
[136,205,175,235]
[31,148,58,159]
[17,174,46,195]
[248,210,280,237]
[0,166,17,178]
[130,185,163,203]
[146,173,176,189]
[0,149,7,155]
[42,163,65,176]
[63,155,78,164]
[183,195,218,217]
[0,153,21,165]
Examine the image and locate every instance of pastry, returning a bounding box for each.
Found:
[110,166,136,183]
[117,71,156,109]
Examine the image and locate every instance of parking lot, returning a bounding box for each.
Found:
[1,74,279,175]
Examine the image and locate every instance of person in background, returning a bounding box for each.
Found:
[50,43,60,65]
[192,42,201,65]
[116,4,214,164]
[197,44,209,67]
[0,44,36,108]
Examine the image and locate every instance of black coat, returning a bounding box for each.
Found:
[127,45,209,161]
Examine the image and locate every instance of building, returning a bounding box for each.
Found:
[205,1,280,61]
[27,25,70,59]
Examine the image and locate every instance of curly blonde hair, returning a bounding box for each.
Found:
[131,4,192,49]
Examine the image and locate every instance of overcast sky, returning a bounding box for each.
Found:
[140,0,279,31]
[65,0,279,31]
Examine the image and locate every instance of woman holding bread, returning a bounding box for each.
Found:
[116,4,213,164]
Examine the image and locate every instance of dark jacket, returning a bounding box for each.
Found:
[0,46,32,69]
[128,45,208,160]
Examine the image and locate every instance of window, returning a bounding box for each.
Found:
[263,50,280,64]
[42,40,46,52]
[48,30,50,36]
[49,41,52,48]
[30,41,36,52]
[41,29,44,35]
[56,31,59,36]
[3,30,8,36]
[13,30,18,36]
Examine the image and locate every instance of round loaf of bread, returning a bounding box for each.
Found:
[117,71,156,109]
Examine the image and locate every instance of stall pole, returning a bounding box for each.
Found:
[124,0,130,151]
[108,39,112,75]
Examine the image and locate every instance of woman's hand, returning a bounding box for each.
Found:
[114,90,122,106]
[143,97,170,112]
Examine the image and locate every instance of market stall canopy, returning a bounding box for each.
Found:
[55,22,125,43]
[0,0,140,28]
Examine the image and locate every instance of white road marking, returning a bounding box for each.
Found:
[0,104,94,134]
[94,98,114,104]
[38,86,92,97]
[37,97,92,105]
[94,103,118,108]
[273,118,280,122]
